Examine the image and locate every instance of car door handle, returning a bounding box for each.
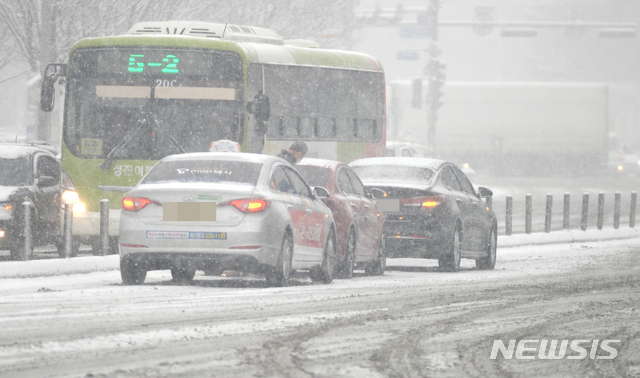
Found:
[287,205,294,211]
[305,208,312,215]
[456,198,463,204]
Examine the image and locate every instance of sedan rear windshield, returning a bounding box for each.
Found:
[142,160,261,185]
[0,157,29,186]
[296,166,330,187]
[351,165,434,185]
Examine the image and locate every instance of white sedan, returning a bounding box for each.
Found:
[119,152,336,286]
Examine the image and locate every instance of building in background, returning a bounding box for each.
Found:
[352,0,640,150]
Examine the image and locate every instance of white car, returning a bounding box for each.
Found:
[119,152,336,286]
[386,141,425,157]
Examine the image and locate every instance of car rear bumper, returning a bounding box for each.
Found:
[382,217,451,259]
[120,251,269,275]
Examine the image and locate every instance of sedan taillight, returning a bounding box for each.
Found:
[122,196,158,212]
[224,198,270,213]
[401,195,445,208]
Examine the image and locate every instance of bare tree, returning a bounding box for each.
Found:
[0,0,357,72]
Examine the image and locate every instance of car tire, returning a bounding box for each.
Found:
[365,236,386,276]
[265,232,293,287]
[310,228,336,284]
[476,226,497,270]
[171,267,196,283]
[438,225,461,272]
[336,228,356,279]
[120,258,147,285]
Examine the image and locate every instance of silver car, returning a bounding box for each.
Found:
[119,152,336,286]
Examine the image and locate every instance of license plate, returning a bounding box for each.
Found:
[163,202,216,221]
[146,231,227,240]
[376,198,400,212]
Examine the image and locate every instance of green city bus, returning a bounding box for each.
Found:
[40,21,386,253]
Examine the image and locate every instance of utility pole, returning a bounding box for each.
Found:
[425,0,444,154]
[37,0,55,142]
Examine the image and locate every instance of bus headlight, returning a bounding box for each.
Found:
[73,202,86,214]
[61,190,86,214]
[62,190,79,204]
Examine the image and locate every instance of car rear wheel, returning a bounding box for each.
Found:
[365,236,386,276]
[266,232,293,287]
[476,226,497,270]
[121,258,147,285]
[171,267,196,283]
[336,228,356,279]
[310,228,336,284]
[438,226,461,272]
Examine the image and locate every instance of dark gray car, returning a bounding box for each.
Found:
[0,144,64,260]
[350,157,497,272]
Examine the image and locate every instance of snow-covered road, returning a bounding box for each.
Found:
[1,237,639,378]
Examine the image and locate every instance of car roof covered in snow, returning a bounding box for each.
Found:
[160,152,278,165]
[349,157,445,170]
[297,157,345,170]
[0,143,57,159]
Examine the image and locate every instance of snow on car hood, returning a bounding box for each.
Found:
[0,186,23,202]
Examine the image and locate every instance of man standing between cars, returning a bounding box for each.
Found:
[277,140,308,165]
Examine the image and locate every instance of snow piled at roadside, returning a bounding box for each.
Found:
[0,228,636,279]
[0,255,119,279]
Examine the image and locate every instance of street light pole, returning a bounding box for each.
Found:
[425,0,442,154]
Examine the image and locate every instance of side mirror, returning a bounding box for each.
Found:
[37,176,57,188]
[313,186,330,200]
[40,63,66,112]
[477,186,493,199]
[370,188,387,199]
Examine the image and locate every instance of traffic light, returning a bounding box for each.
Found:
[427,58,446,111]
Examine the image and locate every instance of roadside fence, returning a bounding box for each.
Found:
[498,191,637,236]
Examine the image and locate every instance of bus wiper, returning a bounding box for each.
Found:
[100,119,147,170]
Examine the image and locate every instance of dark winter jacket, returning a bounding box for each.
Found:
[277,149,297,165]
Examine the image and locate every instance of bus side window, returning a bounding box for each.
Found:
[283,116,299,138]
[336,118,353,140]
[300,117,315,138]
[317,117,333,138]
[357,119,376,139]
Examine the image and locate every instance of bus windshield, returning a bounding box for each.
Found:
[64,47,244,161]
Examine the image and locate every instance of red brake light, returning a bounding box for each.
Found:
[122,196,157,211]
[401,196,445,208]
[227,198,270,213]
